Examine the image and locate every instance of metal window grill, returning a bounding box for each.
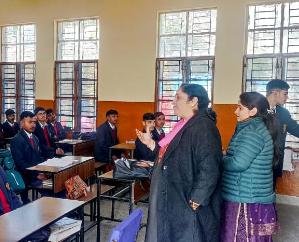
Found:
[55,61,98,132]
[0,62,35,120]
[156,9,217,132]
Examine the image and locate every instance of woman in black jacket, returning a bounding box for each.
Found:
[137,84,222,242]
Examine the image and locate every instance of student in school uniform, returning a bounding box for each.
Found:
[94,109,119,163]
[152,112,165,141]
[33,107,64,159]
[10,111,48,204]
[0,166,22,215]
[266,79,299,188]
[2,109,20,138]
[135,113,157,162]
[46,108,66,142]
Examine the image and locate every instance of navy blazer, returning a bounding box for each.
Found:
[94,121,119,162]
[34,122,55,159]
[135,136,156,162]
[151,128,165,142]
[10,129,43,184]
[0,167,22,215]
[47,121,66,142]
[2,121,20,139]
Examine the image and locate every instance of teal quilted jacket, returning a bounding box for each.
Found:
[222,117,275,204]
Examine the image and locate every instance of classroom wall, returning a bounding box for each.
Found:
[1,0,298,195]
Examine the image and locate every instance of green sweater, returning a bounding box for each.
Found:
[222,117,275,204]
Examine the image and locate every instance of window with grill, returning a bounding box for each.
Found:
[55,61,98,132]
[56,18,99,132]
[156,9,217,132]
[0,24,36,120]
[244,2,299,147]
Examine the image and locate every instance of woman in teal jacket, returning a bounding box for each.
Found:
[221,92,279,242]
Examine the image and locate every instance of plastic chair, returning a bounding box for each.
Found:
[108,208,143,242]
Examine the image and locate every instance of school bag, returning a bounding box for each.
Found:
[0,149,25,193]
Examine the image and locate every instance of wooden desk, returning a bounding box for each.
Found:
[28,156,95,194]
[57,139,95,156]
[109,143,136,159]
[0,197,84,242]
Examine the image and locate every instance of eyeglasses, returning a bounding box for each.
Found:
[37,112,46,116]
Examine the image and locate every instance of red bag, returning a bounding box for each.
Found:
[65,175,88,199]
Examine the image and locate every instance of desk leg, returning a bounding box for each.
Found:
[129,181,135,214]
[111,197,115,220]
[80,206,85,242]
[130,150,134,159]
[97,178,101,242]
[109,148,112,162]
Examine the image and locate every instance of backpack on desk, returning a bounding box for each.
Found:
[0,149,25,193]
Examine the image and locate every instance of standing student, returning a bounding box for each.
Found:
[137,84,222,242]
[266,79,299,187]
[152,112,165,141]
[221,92,278,241]
[34,107,64,159]
[46,108,66,142]
[2,109,20,138]
[10,111,48,204]
[94,110,119,162]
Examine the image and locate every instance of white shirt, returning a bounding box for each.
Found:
[108,122,115,130]
[24,130,33,139]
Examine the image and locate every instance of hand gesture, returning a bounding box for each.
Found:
[136,127,154,148]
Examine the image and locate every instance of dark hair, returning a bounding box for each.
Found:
[180,83,210,110]
[154,112,164,119]
[143,112,155,121]
[106,109,118,117]
[266,79,290,94]
[20,111,35,120]
[46,108,54,115]
[239,92,279,166]
[180,83,216,121]
[34,107,45,115]
[5,109,15,116]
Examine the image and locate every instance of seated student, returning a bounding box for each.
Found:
[152,111,165,141]
[94,109,119,163]
[10,111,48,204]
[0,166,50,241]
[134,113,156,162]
[2,109,20,138]
[34,107,64,159]
[0,166,22,215]
[46,108,66,142]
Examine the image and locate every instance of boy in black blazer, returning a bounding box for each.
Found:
[94,109,119,162]
[2,109,20,138]
[10,111,48,204]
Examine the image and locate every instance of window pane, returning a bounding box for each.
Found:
[159,9,217,58]
[56,61,97,131]
[1,24,36,62]
[57,18,99,61]
[188,59,214,100]
[247,4,281,54]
